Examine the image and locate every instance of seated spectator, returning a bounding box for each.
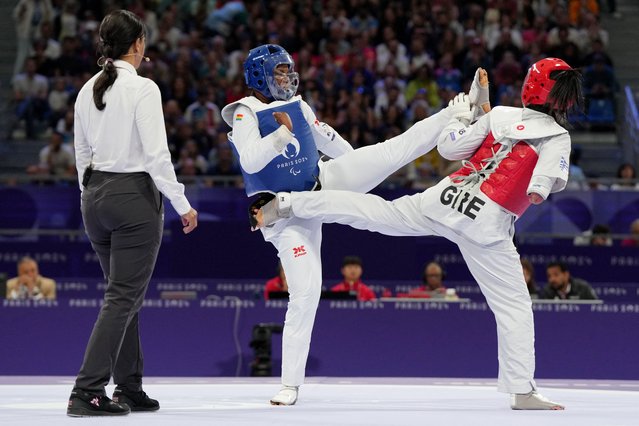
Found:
[6,257,56,300]
[176,140,208,176]
[610,163,639,190]
[546,12,581,48]
[31,38,58,78]
[47,77,69,124]
[55,108,75,143]
[406,148,446,188]
[374,82,406,119]
[264,263,288,300]
[209,142,240,177]
[583,54,617,108]
[566,146,588,190]
[407,261,448,298]
[573,224,613,246]
[621,219,639,247]
[521,258,538,299]
[37,21,61,60]
[539,261,598,300]
[184,86,222,138]
[407,36,434,76]
[405,64,440,109]
[26,131,75,176]
[568,0,599,26]
[204,0,247,37]
[493,51,523,94]
[461,36,491,84]
[330,256,376,301]
[491,29,521,67]
[9,57,49,139]
[52,36,88,77]
[547,26,582,69]
[582,38,613,68]
[435,52,462,93]
[375,28,409,76]
[591,225,613,246]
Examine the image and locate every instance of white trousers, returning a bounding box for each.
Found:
[261,108,453,386]
[288,189,537,394]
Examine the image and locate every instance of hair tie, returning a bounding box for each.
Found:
[97,56,115,68]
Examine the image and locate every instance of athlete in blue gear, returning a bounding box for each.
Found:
[221,44,455,405]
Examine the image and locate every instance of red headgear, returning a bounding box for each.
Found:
[521,58,572,107]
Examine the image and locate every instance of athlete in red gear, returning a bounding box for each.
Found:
[257,59,583,410]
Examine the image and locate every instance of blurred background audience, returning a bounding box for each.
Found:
[5,0,626,189]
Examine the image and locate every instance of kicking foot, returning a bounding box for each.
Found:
[254,192,292,230]
[270,386,299,406]
[510,391,565,410]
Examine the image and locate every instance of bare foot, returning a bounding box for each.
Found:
[475,68,490,113]
[477,68,488,88]
[252,207,265,230]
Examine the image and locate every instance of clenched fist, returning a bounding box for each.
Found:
[273,112,293,132]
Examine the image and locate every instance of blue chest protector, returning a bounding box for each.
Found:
[233,100,320,196]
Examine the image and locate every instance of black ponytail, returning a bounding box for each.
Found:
[93,10,146,111]
[529,69,584,127]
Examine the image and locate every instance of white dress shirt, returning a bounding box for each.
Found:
[74,60,191,215]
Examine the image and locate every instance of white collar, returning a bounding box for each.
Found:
[114,59,137,75]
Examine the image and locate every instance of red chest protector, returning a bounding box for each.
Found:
[449,132,539,217]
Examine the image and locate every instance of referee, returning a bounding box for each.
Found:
[67,10,197,417]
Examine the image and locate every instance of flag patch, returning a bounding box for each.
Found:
[235,114,244,121]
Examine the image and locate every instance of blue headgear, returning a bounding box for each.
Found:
[244,44,299,101]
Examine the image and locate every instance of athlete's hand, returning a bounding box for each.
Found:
[448,93,473,126]
[273,112,293,132]
[181,208,198,234]
[528,192,544,205]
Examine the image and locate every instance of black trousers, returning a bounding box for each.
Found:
[74,171,163,394]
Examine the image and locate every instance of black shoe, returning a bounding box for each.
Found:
[112,387,160,412]
[67,389,130,417]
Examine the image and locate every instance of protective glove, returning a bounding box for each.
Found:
[448,92,474,126]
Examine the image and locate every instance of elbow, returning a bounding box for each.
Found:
[437,143,463,161]
[240,159,261,174]
[436,133,460,160]
[437,146,454,160]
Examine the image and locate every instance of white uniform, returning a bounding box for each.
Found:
[222,96,452,386]
[286,106,570,393]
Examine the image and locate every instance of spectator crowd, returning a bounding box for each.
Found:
[9,0,621,187]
